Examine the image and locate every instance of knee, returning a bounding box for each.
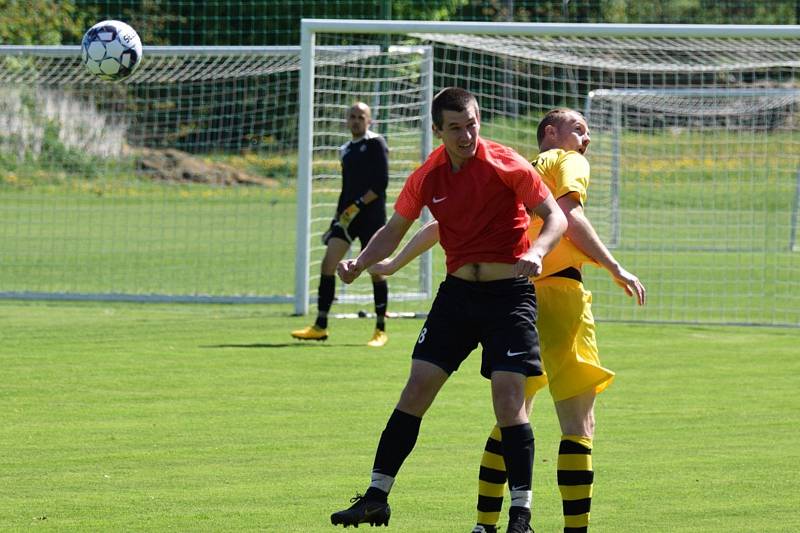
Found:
[400,374,429,399]
[493,391,528,427]
[320,258,338,275]
[397,376,434,416]
[561,412,595,437]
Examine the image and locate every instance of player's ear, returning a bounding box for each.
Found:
[431,124,442,139]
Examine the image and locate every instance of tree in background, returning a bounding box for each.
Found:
[599,0,797,24]
[0,0,88,44]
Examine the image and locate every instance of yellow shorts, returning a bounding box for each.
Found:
[524,276,614,402]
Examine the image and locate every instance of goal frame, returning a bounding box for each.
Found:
[297,18,800,316]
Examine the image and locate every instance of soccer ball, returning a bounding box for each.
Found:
[81,20,142,81]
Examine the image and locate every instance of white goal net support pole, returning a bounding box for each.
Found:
[300,20,800,327]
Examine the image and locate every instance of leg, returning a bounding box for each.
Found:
[473,387,540,533]
[316,237,350,327]
[491,371,534,532]
[331,360,449,528]
[291,237,349,340]
[474,425,505,533]
[367,271,389,347]
[371,358,448,493]
[554,390,596,533]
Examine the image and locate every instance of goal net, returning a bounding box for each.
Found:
[0,44,434,306]
[300,21,800,326]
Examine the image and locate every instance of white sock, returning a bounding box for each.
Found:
[510,489,532,509]
[370,472,395,494]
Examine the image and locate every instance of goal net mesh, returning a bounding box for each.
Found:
[307,28,800,325]
[0,46,405,304]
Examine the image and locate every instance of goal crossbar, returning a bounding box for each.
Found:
[301,19,800,38]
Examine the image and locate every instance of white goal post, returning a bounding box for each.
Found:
[298,20,800,326]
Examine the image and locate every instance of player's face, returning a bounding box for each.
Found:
[555,113,591,154]
[433,103,481,170]
[347,105,371,138]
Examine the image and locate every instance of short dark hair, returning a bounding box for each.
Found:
[536,108,584,147]
[432,87,478,129]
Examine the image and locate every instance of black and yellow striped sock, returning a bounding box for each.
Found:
[557,435,593,532]
[475,425,506,529]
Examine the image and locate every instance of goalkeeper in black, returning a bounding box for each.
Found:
[291,101,390,347]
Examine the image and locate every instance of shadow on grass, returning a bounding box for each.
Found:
[201,342,367,349]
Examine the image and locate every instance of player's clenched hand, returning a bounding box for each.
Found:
[337,259,364,284]
[513,250,543,278]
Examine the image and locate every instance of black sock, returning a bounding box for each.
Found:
[373,279,388,330]
[372,409,421,480]
[364,486,388,502]
[315,275,335,328]
[500,423,534,497]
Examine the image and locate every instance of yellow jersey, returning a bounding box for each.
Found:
[529,148,599,279]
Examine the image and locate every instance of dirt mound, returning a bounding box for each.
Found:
[136,147,279,187]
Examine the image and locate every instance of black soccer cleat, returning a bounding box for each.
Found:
[506,509,533,533]
[331,493,391,528]
[505,517,533,533]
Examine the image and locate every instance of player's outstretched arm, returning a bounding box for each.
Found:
[337,212,414,284]
[369,220,440,276]
[517,194,567,278]
[557,193,646,305]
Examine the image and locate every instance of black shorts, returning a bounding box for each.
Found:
[412,275,542,379]
[323,208,385,248]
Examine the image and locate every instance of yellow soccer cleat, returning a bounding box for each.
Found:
[291,325,328,341]
[366,329,388,347]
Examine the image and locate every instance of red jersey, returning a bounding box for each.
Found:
[394,138,551,273]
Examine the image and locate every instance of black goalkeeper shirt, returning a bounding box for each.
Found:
[336,130,389,215]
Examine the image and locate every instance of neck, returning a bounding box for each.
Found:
[447,152,466,172]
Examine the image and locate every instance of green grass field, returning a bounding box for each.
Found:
[2,300,798,532]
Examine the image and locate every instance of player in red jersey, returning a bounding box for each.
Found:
[330,88,567,533]
[369,108,647,533]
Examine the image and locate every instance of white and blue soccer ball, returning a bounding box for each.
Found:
[81,20,142,81]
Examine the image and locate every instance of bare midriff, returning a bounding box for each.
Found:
[450,262,516,282]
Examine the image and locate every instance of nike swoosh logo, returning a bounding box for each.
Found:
[506,349,527,357]
[432,196,447,203]
[510,485,528,491]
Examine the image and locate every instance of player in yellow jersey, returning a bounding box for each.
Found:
[369,108,646,533]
